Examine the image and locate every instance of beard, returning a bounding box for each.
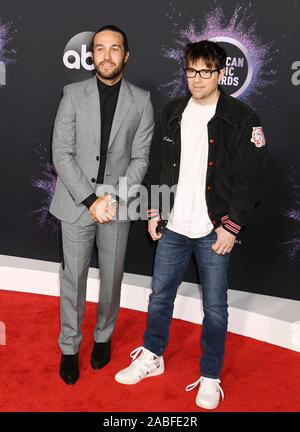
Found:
[95,59,126,81]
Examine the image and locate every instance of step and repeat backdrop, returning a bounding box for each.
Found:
[0,0,299,300]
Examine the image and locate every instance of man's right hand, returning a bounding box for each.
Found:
[148,218,162,241]
[89,195,116,223]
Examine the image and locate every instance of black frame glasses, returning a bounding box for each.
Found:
[185,68,219,79]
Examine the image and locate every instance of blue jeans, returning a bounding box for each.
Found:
[143,228,230,379]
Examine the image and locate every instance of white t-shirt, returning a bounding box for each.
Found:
[166,97,216,238]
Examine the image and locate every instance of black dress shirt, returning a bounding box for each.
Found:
[82,77,121,209]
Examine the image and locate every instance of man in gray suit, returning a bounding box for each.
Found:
[50,25,154,384]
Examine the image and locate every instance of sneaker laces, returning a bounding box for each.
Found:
[129,346,159,377]
[185,376,224,401]
[130,346,145,361]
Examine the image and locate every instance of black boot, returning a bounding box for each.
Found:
[90,340,111,370]
[59,353,80,384]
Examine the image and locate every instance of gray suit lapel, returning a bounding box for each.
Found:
[108,79,133,149]
[84,76,101,147]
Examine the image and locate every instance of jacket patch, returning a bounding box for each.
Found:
[251,127,266,147]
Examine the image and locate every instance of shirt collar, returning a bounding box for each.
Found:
[168,87,236,127]
[97,76,122,93]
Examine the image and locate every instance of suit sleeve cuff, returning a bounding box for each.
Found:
[82,193,97,209]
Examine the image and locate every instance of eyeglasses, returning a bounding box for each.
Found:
[185,68,219,79]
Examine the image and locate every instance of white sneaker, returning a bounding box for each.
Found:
[186,376,224,410]
[115,346,164,385]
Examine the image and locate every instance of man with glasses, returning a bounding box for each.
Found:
[115,40,266,409]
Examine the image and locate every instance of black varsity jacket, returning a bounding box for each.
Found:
[145,88,267,236]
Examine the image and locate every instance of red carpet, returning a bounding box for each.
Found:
[0,290,300,412]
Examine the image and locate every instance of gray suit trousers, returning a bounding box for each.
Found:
[58,210,131,354]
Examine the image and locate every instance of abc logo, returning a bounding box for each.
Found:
[63,32,95,82]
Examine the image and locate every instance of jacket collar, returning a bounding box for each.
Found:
[214,87,236,126]
[83,75,133,149]
[168,87,236,127]
[168,96,190,125]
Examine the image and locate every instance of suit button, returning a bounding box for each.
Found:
[207,185,211,191]
[96,156,99,161]
[208,161,214,167]
[209,138,215,144]
[91,178,96,183]
[173,163,177,167]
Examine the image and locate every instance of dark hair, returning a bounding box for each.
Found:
[184,40,227,70]
[91,25,129,52]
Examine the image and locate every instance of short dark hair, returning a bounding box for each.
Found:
[184,40,227,70]
[91,25,129,52]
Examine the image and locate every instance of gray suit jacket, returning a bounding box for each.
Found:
[49,76,154,224]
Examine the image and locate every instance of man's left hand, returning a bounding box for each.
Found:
[212,226,236,255]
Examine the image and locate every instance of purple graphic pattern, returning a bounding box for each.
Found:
[30,144,58,232]
[161,5,275,104]
[283,171,300,261]
[0,20,17,66]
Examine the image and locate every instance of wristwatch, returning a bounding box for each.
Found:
[110,198,119,209]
